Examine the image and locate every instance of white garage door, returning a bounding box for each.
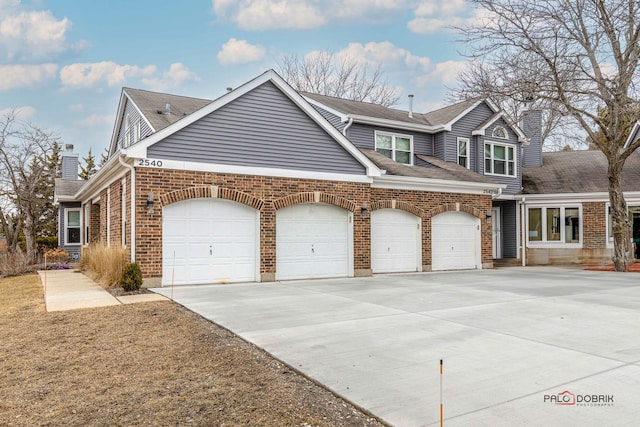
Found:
[371,209,421,273]
[162,198,258,285]
[432,211,481,271]
[276,203,352,280]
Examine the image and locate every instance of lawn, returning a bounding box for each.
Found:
[0,274,384,426]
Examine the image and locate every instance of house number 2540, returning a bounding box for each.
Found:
[137,159,163,167]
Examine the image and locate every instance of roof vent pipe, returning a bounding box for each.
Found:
[408,94,414,118]
[226,87,233,93]
[165,103,171,115]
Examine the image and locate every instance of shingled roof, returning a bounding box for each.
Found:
[123,87,211,132]
[54,178,86,201]
[360,149,496,184]
[302,92,482,127]
[523,150,640,194]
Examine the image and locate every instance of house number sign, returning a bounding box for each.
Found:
[136,158,164,167]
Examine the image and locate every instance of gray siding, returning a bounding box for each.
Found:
[61,154,78,180]
[495,200,518,258]
[346,123,433,156]
[478,117,522,195]
[433,132,445,159]
[448,102,495,166]
[522,110,543,167]
[313,105,345,133]
[148,82,366,175]
[115,99,154,150]
[58,202,82,259]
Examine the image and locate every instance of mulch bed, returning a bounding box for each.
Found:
[584,262,640,272]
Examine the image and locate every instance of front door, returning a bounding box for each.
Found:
[492,206,502,259]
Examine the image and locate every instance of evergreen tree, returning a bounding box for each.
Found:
[37,141,63,240]
[79,148,98,180]
[99,147,109,167]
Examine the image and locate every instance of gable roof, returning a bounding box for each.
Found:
[522,150,640,194]
[422,98,480,125]
[124,70,382,177]
[54,178,86,203]
[123,87,212,132]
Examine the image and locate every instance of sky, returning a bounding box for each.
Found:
[0,0,482,160]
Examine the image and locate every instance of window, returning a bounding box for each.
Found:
[606,205,640,244]
[65,209,81,245]
[375,132,413,165]
[527,206,581,245]
[484,142,516,176]
[84,205,90,245]
[124,115,131,147]
[457,137,470,168]
[492,126,508,139]
[134,120,141,143]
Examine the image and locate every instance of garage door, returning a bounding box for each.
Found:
[432,211,481,271]
[162,198,258,285]
[371,209,421,273]
[276,203,352,280]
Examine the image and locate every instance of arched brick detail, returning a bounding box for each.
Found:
[160,186,264,210]
[425,203,484,220]
[370,200,422,217]
[273,192,357,212]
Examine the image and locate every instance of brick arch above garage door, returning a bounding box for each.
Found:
[370,200,423,217]
[425,203,484,220]
[160,186,264,210]
[273,191,357,212]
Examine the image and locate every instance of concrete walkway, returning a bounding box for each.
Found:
[38,269,167,311]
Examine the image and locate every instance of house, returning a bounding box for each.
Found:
[57,69,530,286]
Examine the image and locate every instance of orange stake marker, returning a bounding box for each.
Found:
[440,359,443,427]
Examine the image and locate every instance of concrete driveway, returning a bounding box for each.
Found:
[152,267,640,426]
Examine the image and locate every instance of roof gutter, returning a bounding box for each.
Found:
[118,153,136,263]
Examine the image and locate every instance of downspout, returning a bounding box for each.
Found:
[520,196,526,266]
[491,188,503,200]
[118,154,136,262]
[342,117,354,137]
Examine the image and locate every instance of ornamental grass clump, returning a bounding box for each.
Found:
[79,244,127,288]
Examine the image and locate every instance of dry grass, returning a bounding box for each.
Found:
[0,251,31,277]
[79,244,127,288]
[0,275,385,427]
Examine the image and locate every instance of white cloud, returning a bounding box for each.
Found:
[142,63,200,91]
[60,61,199,92]
[60,61,157,88]
[217,38,266,65]
[0,105,36,119]
[0,2,85,61]
[408,0,479,34]
[415,59,468,88]
[73,114,114,127]
[334,41,431,72]
[0,63,57,91]
[212,0,413,30]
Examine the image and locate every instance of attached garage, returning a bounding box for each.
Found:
[162,198,259,285]
[432,211,481,271]
[276,203,353,280]
[371,209,422,273]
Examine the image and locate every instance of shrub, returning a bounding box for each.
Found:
[44,248,70,264]
[0,251,31,277]
[121,262,143,292]
[79,244,127,288]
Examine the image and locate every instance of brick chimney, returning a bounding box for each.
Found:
[61,144,79,180]
[521,110,543,167]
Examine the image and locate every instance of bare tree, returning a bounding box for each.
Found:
[459,0,640,271]
[448,60,586,150]
[278,50,401,107]
[0,112,59,262]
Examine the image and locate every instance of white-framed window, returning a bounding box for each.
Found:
[605,204,640,246]
[492,126,508,139]
[457,137,470,169]
[527,205,582,246]
[65,208,81,246]
[134,120,141,143]
[375,131,413,165]
[484,141,516,176]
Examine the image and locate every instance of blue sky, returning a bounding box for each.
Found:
[1,0,480,159]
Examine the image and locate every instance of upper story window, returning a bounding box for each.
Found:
[492,126,508,139]
[375,131,413,165]
[484,141,516,177]
[124,115,132,146]
[457,137,470,169]
[528,206,581,245]
[122,115,141,148]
